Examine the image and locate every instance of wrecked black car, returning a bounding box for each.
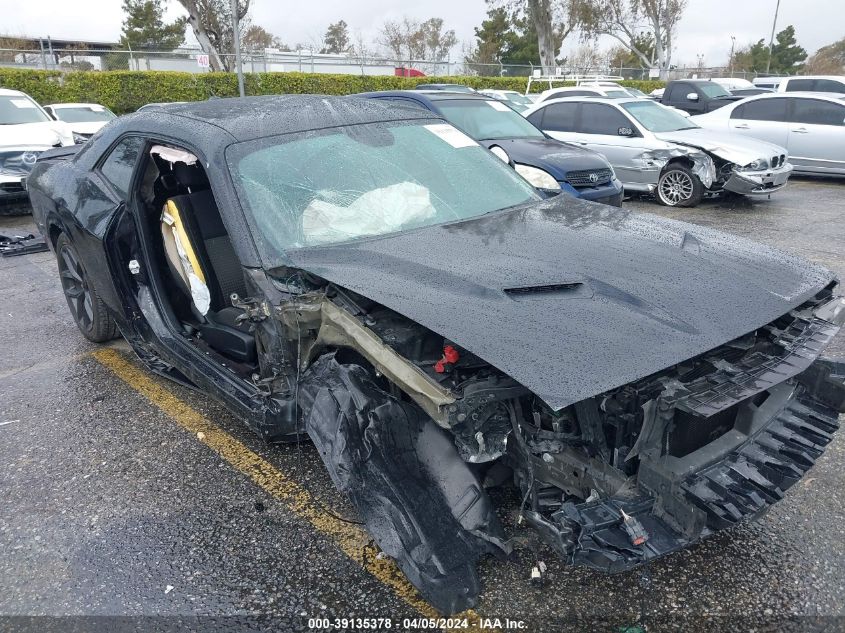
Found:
[27,96,845,615]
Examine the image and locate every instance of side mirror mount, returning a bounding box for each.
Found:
[686,92,699,101]
[617,126,635,137]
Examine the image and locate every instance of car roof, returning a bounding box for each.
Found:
[783,75,845,81]
[0,88,28,97]
[737,91,845,101]
[673,79,722,84]
[125,95,439,143]
[536,96,637,106]
[359,90,495,104]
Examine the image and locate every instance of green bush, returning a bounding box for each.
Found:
[0,67,665,113]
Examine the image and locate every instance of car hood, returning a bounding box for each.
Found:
[655,128,786,166]
[287,196,834,411]
[479,137,611,178]
[0,121,72,150]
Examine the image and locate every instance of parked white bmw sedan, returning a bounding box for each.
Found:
[524,97,793,207]
[691,92,845,177]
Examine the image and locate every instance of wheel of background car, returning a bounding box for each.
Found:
[55,233,118,343]
[656,165,703,208]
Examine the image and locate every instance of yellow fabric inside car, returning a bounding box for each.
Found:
[161,199,211,315]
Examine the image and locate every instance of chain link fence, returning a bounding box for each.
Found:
[0,46,781,81]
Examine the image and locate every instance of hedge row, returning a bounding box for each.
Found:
[0,68,665,114]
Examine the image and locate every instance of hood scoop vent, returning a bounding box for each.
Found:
[504,282,592,300]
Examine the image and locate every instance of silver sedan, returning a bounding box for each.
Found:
[691,92,845,176]
[524,97,793,207]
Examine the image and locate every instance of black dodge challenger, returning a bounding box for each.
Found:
[27,95,845,614]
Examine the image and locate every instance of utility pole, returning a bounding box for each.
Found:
[230,0,245,97]
[728,35,736,75]
[765,0,781,75]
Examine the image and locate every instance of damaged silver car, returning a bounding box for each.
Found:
[525,97,794,207]
[27,96,845,615]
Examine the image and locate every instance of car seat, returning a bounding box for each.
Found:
[160,162,256,364]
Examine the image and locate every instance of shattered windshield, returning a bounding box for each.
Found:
[227,120,539,260]
[621,101,699,132]
[436,99,544,140]
[0,95,51,124]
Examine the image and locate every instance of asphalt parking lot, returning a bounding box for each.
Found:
[2,177,844,632]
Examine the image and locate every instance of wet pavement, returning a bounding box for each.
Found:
[1,177,844,632]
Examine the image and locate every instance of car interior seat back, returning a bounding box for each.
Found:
[159,161,255,364]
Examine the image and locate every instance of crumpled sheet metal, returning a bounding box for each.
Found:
[643,148,715,188]
[299,355,511,614]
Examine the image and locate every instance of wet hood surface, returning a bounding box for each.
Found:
[655,128,787,166]
[478,137,611,176]
[288,197,834,410]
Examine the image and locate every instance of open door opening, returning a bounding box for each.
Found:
[129,143,258,377]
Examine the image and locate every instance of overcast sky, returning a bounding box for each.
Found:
[2,0,841,67]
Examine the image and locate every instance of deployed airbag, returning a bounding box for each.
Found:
[302,182,436,246]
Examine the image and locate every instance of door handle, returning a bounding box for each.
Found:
[733,124,750,129]
[792,127,808,133]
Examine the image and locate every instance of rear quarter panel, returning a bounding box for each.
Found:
[27,146,126,320]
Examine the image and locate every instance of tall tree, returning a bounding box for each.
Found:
[465,7,545,74]
[608,32,654,69]
[379,17,448,64]
[242,24,287,51]
[489,0,579,74]
[769,25,806,74]
[731,39,771,74]
[503,12,541,66]
[732,26,807,75]
[420,18,458,61]
[576,0,687,79]
[120,0,186,51]
[321,20,350,54]
[465,7,512,70]
[805,36,845,74]
[175,0,250,71]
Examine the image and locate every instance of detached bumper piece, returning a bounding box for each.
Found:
[682,387,839,529]
[723,163,792,196]
[549,302,845,573]
[0,233,48,257]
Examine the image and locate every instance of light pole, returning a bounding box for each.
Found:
[765,0,781,75]
[230,0,245,97]
[728,35,736,75]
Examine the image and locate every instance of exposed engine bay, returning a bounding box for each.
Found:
[250,274,845,614]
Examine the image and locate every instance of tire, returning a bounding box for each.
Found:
[55,233,118,343]
[656,164,704,207]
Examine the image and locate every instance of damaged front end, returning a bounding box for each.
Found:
[524,288,845,572]
[267,273,845,614]
[655,133,793,196]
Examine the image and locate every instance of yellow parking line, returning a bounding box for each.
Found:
[92,347,485,628]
